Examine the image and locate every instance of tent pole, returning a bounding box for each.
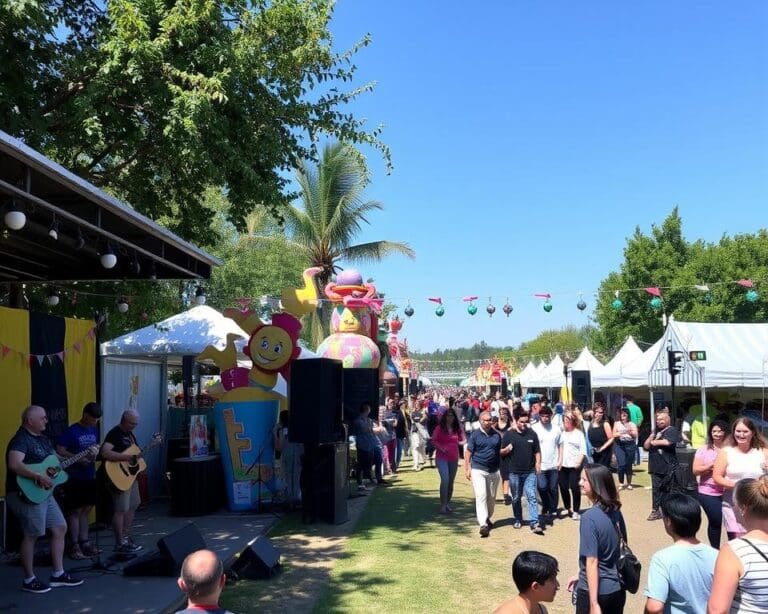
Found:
[700,367,707,437]
[649,387,656,430]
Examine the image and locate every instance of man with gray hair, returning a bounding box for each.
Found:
[5,405,84,592]
[100,409,143,554]
[176,549,233,614]
[464,410,502,538]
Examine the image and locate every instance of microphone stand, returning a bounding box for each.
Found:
[245,427,282,520]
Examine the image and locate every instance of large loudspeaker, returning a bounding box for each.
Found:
[342,368,379,424]
[572,370,592,408]
[229,535,281,580]
[301,442,349,525]
[123,523,205,577]
[409,379,419,395]
[501,378,508,398]
[289,358,343,444]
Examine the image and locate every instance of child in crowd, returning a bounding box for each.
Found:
[494,551,559,614]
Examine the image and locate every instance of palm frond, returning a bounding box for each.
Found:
[342,240,416,264]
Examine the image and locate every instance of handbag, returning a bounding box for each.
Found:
[613,518,641,594]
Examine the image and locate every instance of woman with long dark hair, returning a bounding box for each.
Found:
[693,418,729,548]
[713,416,768,539]
[611,408,638,489]
[566,463,627,613]
[431,407,465,513]
[587,405,613,469]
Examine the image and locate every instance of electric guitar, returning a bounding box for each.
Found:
[17,445,100,504]
[105,433,163,492]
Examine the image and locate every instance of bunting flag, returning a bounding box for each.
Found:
[644,287,662,297]
[737,279,754,288]
[694,285,710,292]
[0,306,96,497]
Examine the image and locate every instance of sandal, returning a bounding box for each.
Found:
[68,544,87,560]
[80,541,102,556]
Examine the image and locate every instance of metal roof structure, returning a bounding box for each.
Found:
[0,130,220,283]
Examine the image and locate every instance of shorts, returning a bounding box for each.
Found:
[111,481,140,513]
[7,492,66,537]
[62,478,98,510]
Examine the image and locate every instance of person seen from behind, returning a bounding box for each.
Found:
[176,549,233,614]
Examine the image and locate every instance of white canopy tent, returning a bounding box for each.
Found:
[516,361,537,388]
[569,347,604,372]
[529,355,566,388]
[592,337,664,389]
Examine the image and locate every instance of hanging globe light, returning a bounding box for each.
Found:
[467,302,478,316]
[117,297,129,313]
[746,289,759,303]
[543,299,553,312]
[576,295,587,311]
[650,296,663,310]
[611,298,623,310]
[404,303,415,317]
[486,303,496,317]
[435,305,445,317]
[502,302,513,317]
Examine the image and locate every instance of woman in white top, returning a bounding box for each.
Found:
[558,410,588,520]
[708,475,768,613]
[713,417,768,539]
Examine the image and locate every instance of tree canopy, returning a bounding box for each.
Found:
[0,0,390,244]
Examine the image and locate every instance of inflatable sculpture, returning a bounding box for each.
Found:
[316,269,382,368]
[197,267,321,511]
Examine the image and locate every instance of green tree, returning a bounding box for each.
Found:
[592,209,768,351]
[0,0,389,244]
[283,142,415,344]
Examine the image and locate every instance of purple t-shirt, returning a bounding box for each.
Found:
[695,446,723,496]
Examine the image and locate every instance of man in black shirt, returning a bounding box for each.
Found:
[501,409,544,534]
[643,409,681,520]
[5,405,84,593]
[100,410,143,554]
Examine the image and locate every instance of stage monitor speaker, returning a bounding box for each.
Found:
[572,370,592,408]
[124,522,206,577]
[229,535,281,580]
[289,358,344,444]
[342,368,379,424]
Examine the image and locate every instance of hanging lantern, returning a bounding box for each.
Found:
[543,299,553,313]
[47,288,60,306]
[502,302,513,317]
[4,200,26,230]
[702,293,713,305]
[576,293,587,311]
[435,304,445,317]
[486,303,496,317]
[746,289,759,303]
[404,304,414,317]
[194,285,206,305]
[100,243,117,269]
[467,302,478,316]
[611,290,622,310]
[650,296,663,310]
[117,297,129,313]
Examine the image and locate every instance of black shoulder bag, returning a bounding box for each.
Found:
[613,515,641,594]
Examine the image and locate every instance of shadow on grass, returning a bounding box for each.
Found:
[312,569,394,612]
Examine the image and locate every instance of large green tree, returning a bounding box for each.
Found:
[592,209,768,351]
[0,0,389,244]
[282,141,415,343]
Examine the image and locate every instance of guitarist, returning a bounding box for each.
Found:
[100,409,143,555]
[55,402,102,560]
[5,405,84,593]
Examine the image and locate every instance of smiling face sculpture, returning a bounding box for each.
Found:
[248,326,293,372]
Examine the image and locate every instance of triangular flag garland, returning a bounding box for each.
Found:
[0,326,97,368]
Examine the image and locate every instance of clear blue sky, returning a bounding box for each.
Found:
[324,1,768,352]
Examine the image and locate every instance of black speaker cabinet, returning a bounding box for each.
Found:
[572,370,592,408]
[501,378,509,397]
[123,522,206,577]
[229,535,281,580]
[289,358,344,444]
[301,443,349,525]
[342,368,379,424]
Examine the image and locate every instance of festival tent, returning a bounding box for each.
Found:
[516,361,537,388]
[530,355,566,388]
[569,347,604,372]
[591,336,646,388]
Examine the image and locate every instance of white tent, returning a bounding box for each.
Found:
[650,318,768,389]
[569,347,604,372]
[530,355,566,388]
[516,361,537,388]
[591,336,645,388]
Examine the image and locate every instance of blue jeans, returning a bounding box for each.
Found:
[396,438,405,469]
[509,472,539,526]
[537,468,559,515]
[614,440,636,484]
[698,492,723,549]
[436,459,458,506]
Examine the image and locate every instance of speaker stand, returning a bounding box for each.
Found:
[245,428,284,520]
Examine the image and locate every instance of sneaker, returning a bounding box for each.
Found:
[503,494,512,505]
[647,510,662,521]
[357,484,369,492]
[486,518,494,529]
[446,504,453,513]
[531,523,545,535]
[513,520,522,529]
[49,572,84,588]
[22,577,51,594]
[125,536,143,551]
[619,484,627,490]
[626,484,634,490]
[115,542,142,554]
[571,512,581,520]
[479,524,490,538]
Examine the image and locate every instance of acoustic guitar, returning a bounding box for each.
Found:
[105,433,163,492]
[17,445,100,504]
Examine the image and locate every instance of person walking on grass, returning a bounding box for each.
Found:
[558,410,587,520]
[432,407,465,514]
[643,493,717,614]
[532,405,561,525]
[644,409,681,521]
[465,411,501,538]
[502,408,544,535]
[612,407,638,490]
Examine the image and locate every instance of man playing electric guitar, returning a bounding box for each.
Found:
[100,409,144,555]
[5,405,84,593]
[56,402,102,560]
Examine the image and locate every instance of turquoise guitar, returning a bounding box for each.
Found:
[17,445,99,504]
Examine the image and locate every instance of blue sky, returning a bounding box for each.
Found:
[323,1,768,352]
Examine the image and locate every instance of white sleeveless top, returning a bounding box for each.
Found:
[724,447,765,483]
[730,537,768,613]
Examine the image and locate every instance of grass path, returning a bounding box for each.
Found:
[222,459,691,613]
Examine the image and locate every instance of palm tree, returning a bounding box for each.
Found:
[284,142,415,345]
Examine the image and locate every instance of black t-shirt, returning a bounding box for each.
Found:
[501,428,541,474]
[648,426,680,474]
[392,409,407,439]
[5,428,55,493]
[103,425,137,454]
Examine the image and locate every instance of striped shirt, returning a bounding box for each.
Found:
[730,537,768,613]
